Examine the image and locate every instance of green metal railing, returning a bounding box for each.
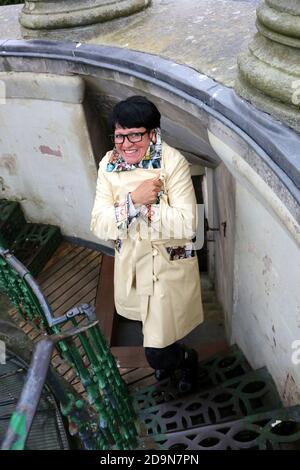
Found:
[0,247,139,450]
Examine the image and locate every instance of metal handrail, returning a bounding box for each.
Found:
[0,247,96,327]
[1,321,98,450]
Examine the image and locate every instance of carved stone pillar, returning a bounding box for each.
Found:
[235,0,300,132]
[19,0,151,30]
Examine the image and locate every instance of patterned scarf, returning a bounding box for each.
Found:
[106,128,162,172]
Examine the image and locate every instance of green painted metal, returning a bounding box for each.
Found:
[134,345,252,411]
[7,412,27,450]
[0,350,70,450]
[10,223,62,277]
[0,248,139,450]
[0,199,62,277]
[0,199,26,249]
[139,368,282,435]
[0,253,47,329]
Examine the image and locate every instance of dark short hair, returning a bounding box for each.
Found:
[111,95,161,131]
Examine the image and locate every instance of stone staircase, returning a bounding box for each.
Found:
[0,199,62,277]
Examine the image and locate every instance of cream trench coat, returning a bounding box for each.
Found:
[90,142,203,348]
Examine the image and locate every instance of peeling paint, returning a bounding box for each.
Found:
[262,254,272,275]
[0,154,17,175]
[282,373,299,406]
[39,145,62,158]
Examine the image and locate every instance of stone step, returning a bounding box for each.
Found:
[201,292,218,303]
[200,275,214,292]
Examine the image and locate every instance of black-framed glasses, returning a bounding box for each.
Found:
[110,131,148,144]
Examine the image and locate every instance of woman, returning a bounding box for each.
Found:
[91,96,203,392]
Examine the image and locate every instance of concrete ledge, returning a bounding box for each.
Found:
[0,71,85,103]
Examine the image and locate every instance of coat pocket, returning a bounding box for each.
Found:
[165,243,195,261]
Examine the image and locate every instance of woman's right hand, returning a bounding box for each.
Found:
[131,177,163,206]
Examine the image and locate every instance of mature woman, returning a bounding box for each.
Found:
[91,96,203,392]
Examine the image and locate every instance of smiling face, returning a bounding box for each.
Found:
[114,125,154,165]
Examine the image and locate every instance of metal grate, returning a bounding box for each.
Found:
[11,223,62,277]
[134,345,252,410]
[0,199,26,249]
[0,351,69,450]
[152,406,300,450]
[139,368,282,434]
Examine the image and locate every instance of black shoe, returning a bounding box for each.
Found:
[154,368,170,382]
[176,348,198,394]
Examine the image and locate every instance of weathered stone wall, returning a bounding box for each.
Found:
[0,71,109,245]
[209,130,300,405]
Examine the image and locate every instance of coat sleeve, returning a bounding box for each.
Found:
[140,150,198,240]
[90,157,119,241]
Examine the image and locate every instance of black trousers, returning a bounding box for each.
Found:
[144,342,183,371]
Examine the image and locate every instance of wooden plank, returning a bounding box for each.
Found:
[111,346,148,368]
[128,374,157,391]
[53,289,97,318]
[40,250,90,292]
[22,323,34,334]
[121,368,153,385]
[95,254,116,344]
[119,368,136,377]
[37,244,84,284]
[63,368,77,382]
[57,363,72,376]
[27,329,41,342]
[39,241,74,275]
[46,255,101,303]
[38,246,87,289]
[51,354,66,369]
[56,281,98,314]
[42,253,101,298]
[72,382,85,395]
[50,269,99,312]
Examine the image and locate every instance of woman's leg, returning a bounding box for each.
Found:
[145,343,198,393]
[145,342,182,376]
